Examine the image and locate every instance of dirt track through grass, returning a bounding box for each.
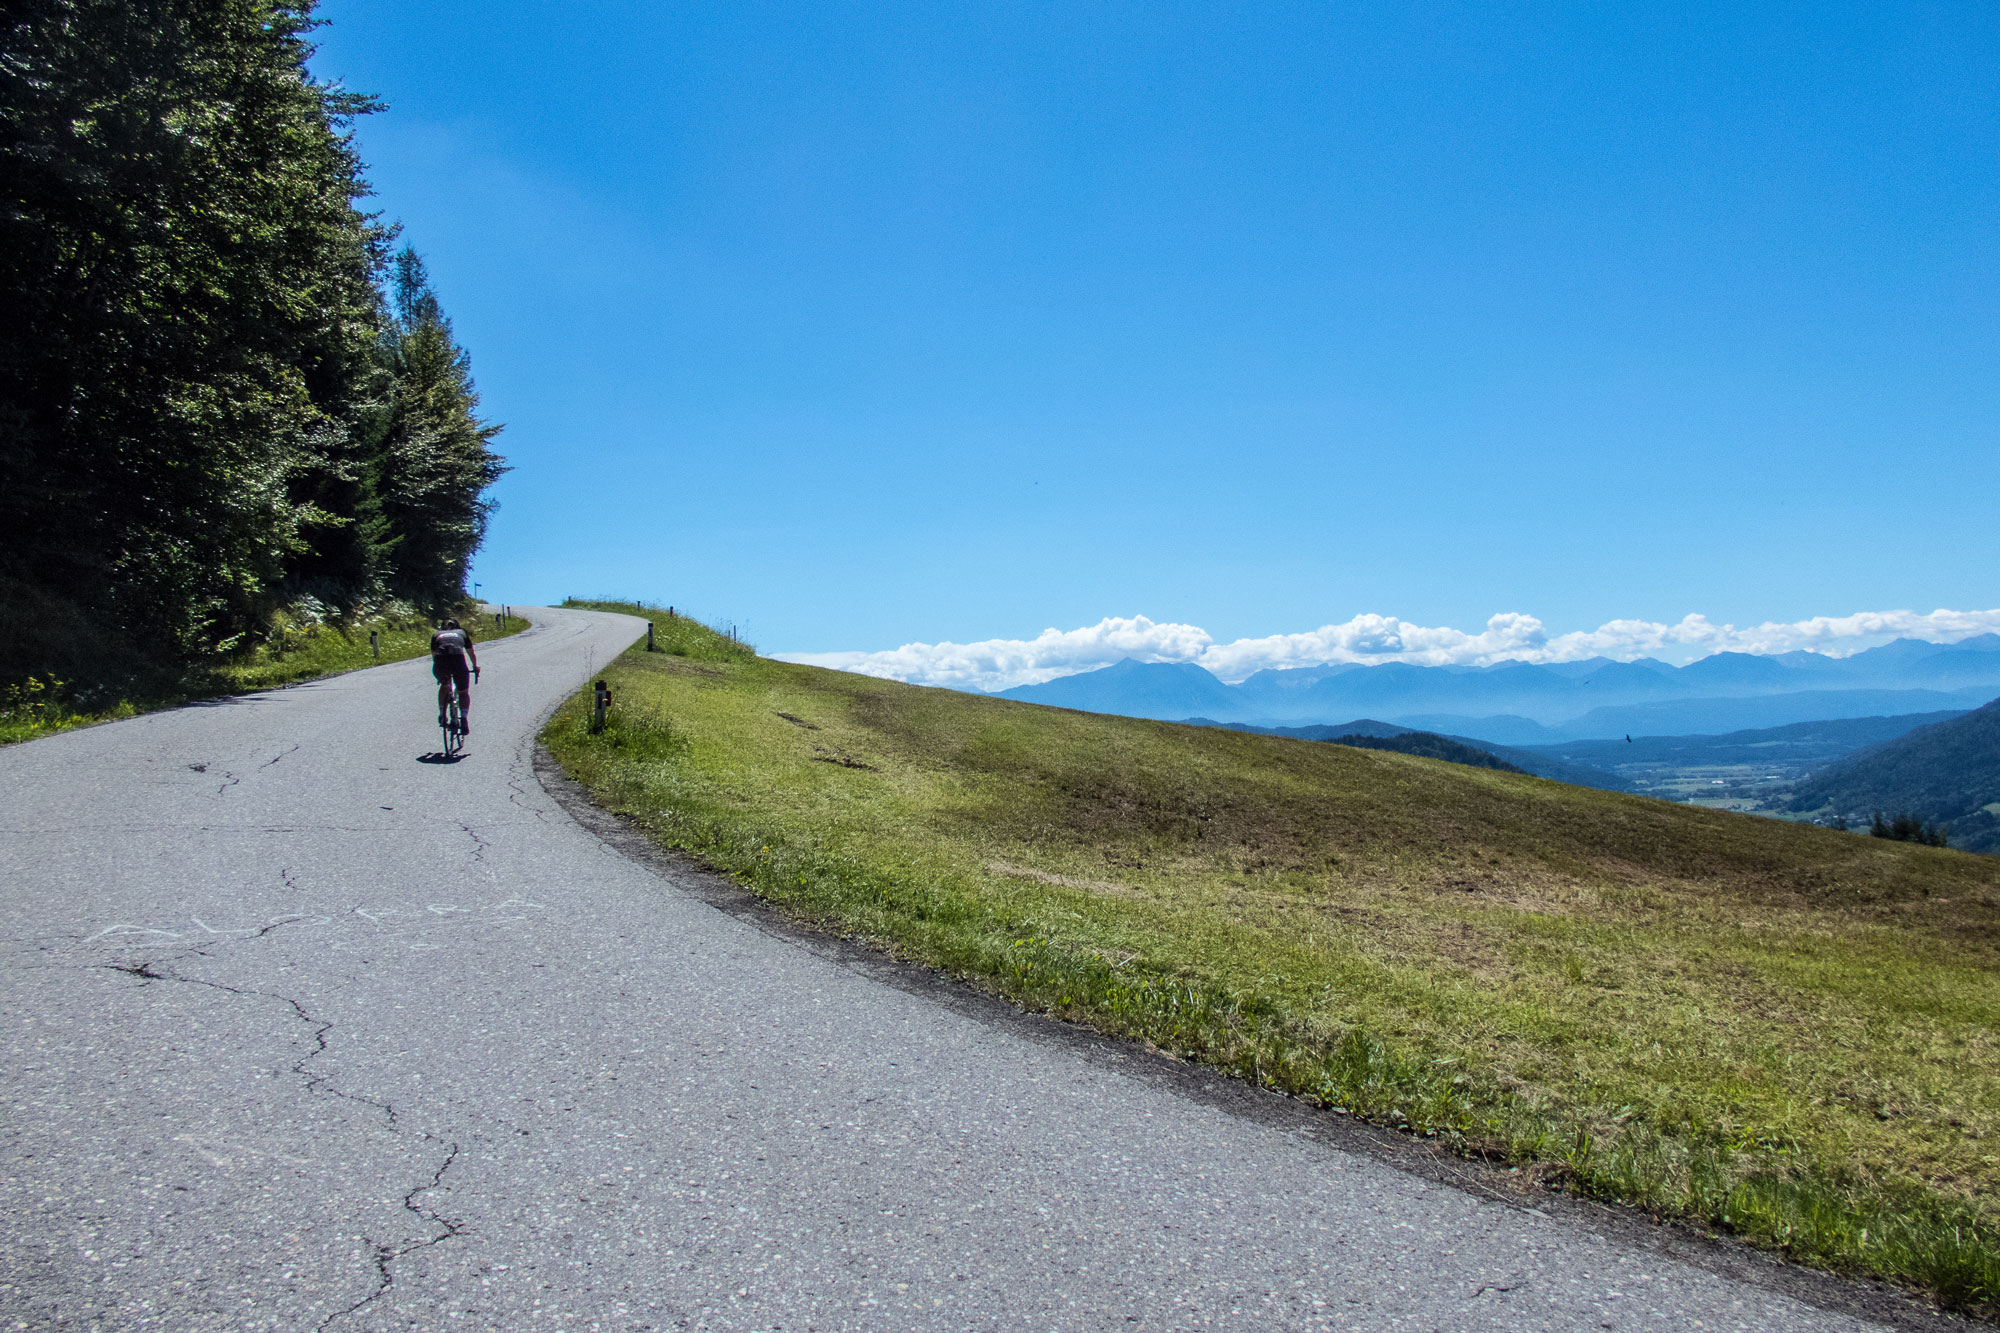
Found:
[546,606,2000,1317]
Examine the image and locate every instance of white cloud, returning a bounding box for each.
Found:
[781,615,1214,693]
[775,607,2000,691]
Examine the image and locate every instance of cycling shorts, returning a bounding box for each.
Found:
[432,655,470,694]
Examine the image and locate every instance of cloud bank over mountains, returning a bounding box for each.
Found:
[777,608,2000,693]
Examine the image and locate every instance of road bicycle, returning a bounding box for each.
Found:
[441,680,467,758]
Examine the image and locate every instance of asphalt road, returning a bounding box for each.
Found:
[0,606,1928,1331]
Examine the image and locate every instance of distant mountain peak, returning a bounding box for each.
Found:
[995,657,1238,721]
[991,638,2000,739]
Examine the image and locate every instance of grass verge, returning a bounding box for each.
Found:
[1,603,528,745]
[544,604,2000,1317]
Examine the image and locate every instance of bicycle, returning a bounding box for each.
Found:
[441,678,467,757]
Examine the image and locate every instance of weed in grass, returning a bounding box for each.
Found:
[0,676,139,745]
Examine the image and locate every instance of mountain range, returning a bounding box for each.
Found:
[1786,698,2000,853]
[992,635,2000,742]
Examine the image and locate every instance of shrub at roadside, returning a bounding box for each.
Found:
[1,600,526,745]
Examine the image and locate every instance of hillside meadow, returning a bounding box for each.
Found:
[546,606,2000,1315]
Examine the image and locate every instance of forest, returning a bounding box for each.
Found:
[0,0,505,696]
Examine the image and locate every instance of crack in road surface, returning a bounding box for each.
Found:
[102,959,398,1127]
[98,952,477,1326]
[319,1140,467,1332]
[505,770,550,821]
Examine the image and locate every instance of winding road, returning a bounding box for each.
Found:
[0,607,1936,1330]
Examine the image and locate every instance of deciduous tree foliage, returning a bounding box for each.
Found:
[0,0,503,685]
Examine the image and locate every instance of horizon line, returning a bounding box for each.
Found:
[775,607,2000,694]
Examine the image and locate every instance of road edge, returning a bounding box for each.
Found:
[529,740,1967,1333]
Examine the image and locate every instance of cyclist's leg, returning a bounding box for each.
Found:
[451,661,471,733]
[433,657,452,724]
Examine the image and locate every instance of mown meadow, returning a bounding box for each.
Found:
[546,605,2000,1316]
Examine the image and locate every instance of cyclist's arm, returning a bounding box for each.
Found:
[467,638,480,675]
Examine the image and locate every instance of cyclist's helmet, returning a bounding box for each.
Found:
[443,619,460,630]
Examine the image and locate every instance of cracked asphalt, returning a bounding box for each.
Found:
[0,606,1937,1330]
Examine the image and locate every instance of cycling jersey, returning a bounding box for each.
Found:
[430,627,473,658]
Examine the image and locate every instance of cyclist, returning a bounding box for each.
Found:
[430,618,481,736]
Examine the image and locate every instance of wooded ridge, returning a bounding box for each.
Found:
[0,0,504,692]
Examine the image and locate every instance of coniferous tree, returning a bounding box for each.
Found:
[373,248,507,611]
[0,0,391,678]
[1,0,507,692]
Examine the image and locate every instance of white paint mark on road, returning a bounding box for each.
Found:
[84,923,182,943]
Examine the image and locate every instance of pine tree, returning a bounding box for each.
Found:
[1,1,505,686]
[0,0,391,676]
[373,248,507,611]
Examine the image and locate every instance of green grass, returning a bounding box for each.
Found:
[543,605,2000,1317]
[1,604,528,745]
[557,598,758,660]
[219,605,529,692]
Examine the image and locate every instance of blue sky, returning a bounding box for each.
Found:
[309,1,1999,669]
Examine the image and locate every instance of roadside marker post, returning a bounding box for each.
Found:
[592,680,611,734]
[369,629,379,659]
[647,621,655,652]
